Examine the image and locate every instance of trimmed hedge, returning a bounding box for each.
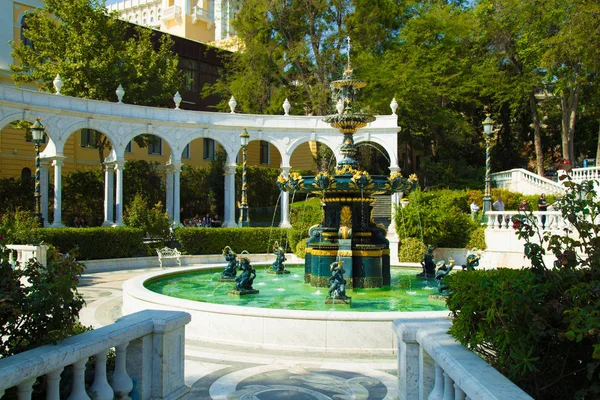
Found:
[175,227,292,255]
[38,227,144,260]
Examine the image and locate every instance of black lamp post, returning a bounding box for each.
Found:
[238,128,250,227]
[30,118,45,227]
[482,113,494,218]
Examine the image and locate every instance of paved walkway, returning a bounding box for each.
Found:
[78,268,399,400]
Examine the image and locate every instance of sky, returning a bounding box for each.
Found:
[105,0,120,5]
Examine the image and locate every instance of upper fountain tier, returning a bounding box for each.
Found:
[322,67,375,136]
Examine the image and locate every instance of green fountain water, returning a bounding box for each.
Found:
[145,266,446,312]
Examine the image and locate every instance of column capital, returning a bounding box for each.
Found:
[225,164,237,175]
[114,160,126,170]
[52,158,65,167]
[280,166,291,175]
[388,166,400,173]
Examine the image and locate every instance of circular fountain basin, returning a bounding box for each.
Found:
[122,265,450,355]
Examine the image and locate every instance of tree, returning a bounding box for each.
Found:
[208,0,352,115]
[123,160,164,209]
[11,0,183,164]
[62,169,104,226]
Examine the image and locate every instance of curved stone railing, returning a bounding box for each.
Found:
[394,317,534,400]
[490,168,564,196]
[0,310,190,400]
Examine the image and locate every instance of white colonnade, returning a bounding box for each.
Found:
[0,85,400,229]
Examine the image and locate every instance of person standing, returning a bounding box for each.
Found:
[538,194,548,228]
[519,199,528,211]
[493,196,506,226]
[470,201,479,219]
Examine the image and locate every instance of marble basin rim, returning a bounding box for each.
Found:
[122,264,450,355]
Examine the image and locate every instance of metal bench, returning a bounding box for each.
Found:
[156,247,182,269]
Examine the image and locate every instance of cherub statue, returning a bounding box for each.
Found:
[435,258,455,295]
[221,246,238,278]
[235,256,256,291]
[327,261,347,299]
[270,241,287,273]
[462,248,481,271]
[417,245,436,278]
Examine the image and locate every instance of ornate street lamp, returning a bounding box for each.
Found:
[482,112,494,218]
[30,118,45,226]
[238,128,250,227]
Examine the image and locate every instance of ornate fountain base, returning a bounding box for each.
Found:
[228,289,260,296]
[325,296,352,305]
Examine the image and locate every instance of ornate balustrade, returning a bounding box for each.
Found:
[571,166,600,183]
[484,211,565,231]
[0,310,190,400]
[490,168,564,196]
[5,244,48,268]
[394,317,533,400]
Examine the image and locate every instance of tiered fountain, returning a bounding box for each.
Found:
[277,42,417,289]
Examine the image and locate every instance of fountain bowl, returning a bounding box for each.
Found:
[122,264,449,355]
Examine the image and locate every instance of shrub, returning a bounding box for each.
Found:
[0,208,43,244]
[287,197,322,250]
[37,227,144,259]
[398,237,427,262]
[446,177,600,399]
[0,245,87,357]
[466,226,486,250]
[175,227,292,255]
[395,189,476,248]
[295,240,307,259]
[123,193,171,243]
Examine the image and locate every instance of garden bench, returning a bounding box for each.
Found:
[156,247,182,269]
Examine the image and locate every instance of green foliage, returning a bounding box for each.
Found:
[123,193,171,243]
[175,227,291,255]
[235,166,281,208]
[0,176,34,212]
[11,0,182,105]
[0,245,87,357]
[181,149,226,219]
[447,178,600,399]
[37,227,144,259]
[63,169,104,226]
[395,189,476,248]
[287,197,323,251]
[1,208,42,244]
[398,237,426,263]
[295,240,307,259]
[123,160,164,210]
[466,226,486,250]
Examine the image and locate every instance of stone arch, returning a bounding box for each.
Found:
[354,135,398,170]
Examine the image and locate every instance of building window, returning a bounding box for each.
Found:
[21,168,32,179]
[203,138,215,160]
[20,14,33,48]
[81,129,99,148]
[180,58,198,92]
[148,137,162,155]
[125,141,132,153]
[182,143,190,159]
[260,140,270,165]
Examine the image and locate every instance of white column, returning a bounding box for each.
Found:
[68,358,91,400]
[173,165,181,225]
[46,367,64,400]
[387,167,401,265]
[114,161,124,226]
[222,164,236,227]
[41,160,49,227]
[279,166,291,228]
[103,164,114,226]
[165,166,174,221]
[89,350,113,400]
[51,158,64,227]
[112,343,133,400]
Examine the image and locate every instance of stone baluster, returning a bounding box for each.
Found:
[428,364,444,400]
[454,383,466,400]
[112,343,133,400]
[487,213,495,229]
[46,367,64,400]
[17,378,35,400]
[89,350,114,400]
[442,371,454,400]
[67,358,90,400]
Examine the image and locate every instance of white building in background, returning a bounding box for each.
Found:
[106,0,238,48]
